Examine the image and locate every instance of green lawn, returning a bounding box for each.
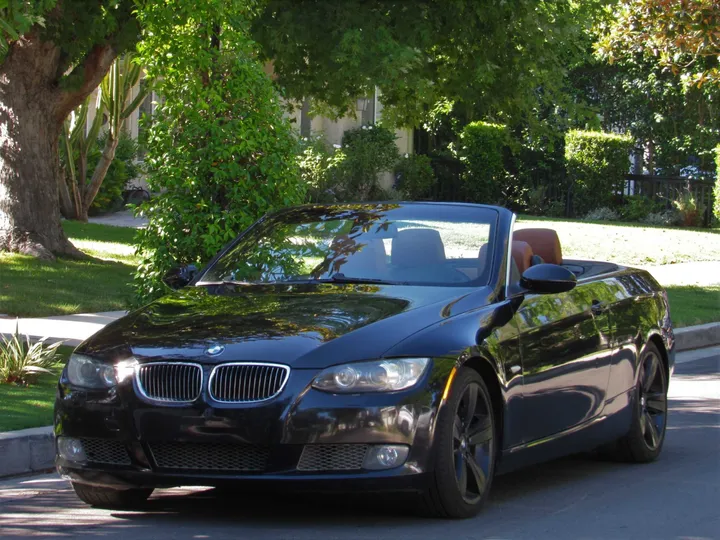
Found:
[0,345,73,432]
[666,285,720,329]
[0,222,138,317]
[517,215,720,266]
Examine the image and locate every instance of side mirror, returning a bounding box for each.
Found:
[520,263,576,294]
[162,264,198,290]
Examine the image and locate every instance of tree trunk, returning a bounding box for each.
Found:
[82,135,119,219]
[0,32,116,259]
[0,54,79,258]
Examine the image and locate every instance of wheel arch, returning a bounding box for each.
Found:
[647,332,670,383]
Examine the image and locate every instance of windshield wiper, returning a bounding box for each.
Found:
[326,273,391,284]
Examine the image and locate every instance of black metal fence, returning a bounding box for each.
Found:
[624,174,715,227]
[426,154,716,226]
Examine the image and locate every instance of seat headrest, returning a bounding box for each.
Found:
[513,228,562,265]
[337,238,387,275]
[392,229,445,267]
[512,240,533,275]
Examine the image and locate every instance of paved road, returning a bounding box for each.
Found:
[1,354,718,540]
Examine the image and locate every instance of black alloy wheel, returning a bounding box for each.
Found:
[638,348,668,451]
[422,368,496,518]
[604,342,668,463]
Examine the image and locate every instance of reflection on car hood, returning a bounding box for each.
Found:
[79,283,490,368]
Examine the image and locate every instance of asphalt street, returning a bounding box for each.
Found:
[1,352,718,540]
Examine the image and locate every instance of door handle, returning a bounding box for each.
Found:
[591,300,608,315]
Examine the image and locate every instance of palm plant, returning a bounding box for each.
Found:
[0,322,63,385]
[59,54,149,221]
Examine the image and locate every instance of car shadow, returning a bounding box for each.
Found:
[1,396,716,539]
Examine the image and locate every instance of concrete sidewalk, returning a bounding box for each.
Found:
[0,311,126,347]
[88,209,147,229]
[637,260,720,287]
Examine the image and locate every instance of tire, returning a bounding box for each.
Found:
[421,368,497,519]
[606,342,668,463]
[71,482,153,509]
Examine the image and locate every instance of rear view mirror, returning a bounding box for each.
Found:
[162,264,198,290]
[521,264,576,294]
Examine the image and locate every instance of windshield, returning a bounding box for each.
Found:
[198,203,498,286]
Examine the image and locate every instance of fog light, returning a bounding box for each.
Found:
[363,444,409,470]
[57,437,87,463]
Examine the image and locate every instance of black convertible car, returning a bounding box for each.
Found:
[55,202,674,518]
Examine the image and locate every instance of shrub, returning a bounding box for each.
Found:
[642,209,682,227]
[134,6,305,303]
[298,136,343,204]
[89,132,141,215]
[1,324,61,385]
[619,195,663,222]
[337,125,399,200]
[715,145,720,222]
[394,154,435,200]
[584,207,620,222]
[565,130,633,217]
[673,190,705,227]
[458,121,509,204]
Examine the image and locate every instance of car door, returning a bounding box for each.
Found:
[513,278,615,443]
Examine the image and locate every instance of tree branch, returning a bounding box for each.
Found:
[52,43,117,123]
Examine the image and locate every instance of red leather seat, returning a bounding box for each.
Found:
[514,228,562,265]
[512,241,533,274]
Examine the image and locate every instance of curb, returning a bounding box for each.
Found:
[1,322,718,479]
[0,427,54,478]
[675,322,720,352]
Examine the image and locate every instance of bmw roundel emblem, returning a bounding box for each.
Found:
[205,344,225,357]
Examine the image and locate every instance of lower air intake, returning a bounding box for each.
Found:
[297,444,369,471]
[149,442,268,472]
[81,438,131,466]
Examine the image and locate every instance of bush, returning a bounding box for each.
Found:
[298,136,343,204]
[134,6,305,303]
[394,154,435,200]
[89,132,141,215]
[565,130,633,217]
[584,207,620,222]
[1,324,61,385]
[337,125,399,200]
[458,121,509,204]
[715,145,720,222]
[673,190,705,227]
[642,210,682,227]
[619,195,664,222]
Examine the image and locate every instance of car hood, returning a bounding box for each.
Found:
[79,283,491,369]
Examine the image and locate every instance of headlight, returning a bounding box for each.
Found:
[312,358,430,393]
[67,354,117,389]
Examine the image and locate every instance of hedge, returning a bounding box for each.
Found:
[565,130,633,216]
[458,121,509,204]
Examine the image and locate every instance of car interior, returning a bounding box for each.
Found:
[331,227,619,285]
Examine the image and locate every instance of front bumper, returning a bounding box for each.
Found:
[54,360,452,491]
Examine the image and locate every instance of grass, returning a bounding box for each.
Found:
[517,215,720,266]
[666,286,720,328]
[0,345,73,432]
[0,222,138,317]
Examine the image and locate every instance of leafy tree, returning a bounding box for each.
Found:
[0,0,139,259]
[133,0,305,303]
[596,0,720,88]
[458,122,509,205]
[252,1,601,130]
[715,145,720,221]
[571,55,720,173]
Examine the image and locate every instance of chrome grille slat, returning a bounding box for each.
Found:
[136,362,202,403]
[209,363,289,403]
